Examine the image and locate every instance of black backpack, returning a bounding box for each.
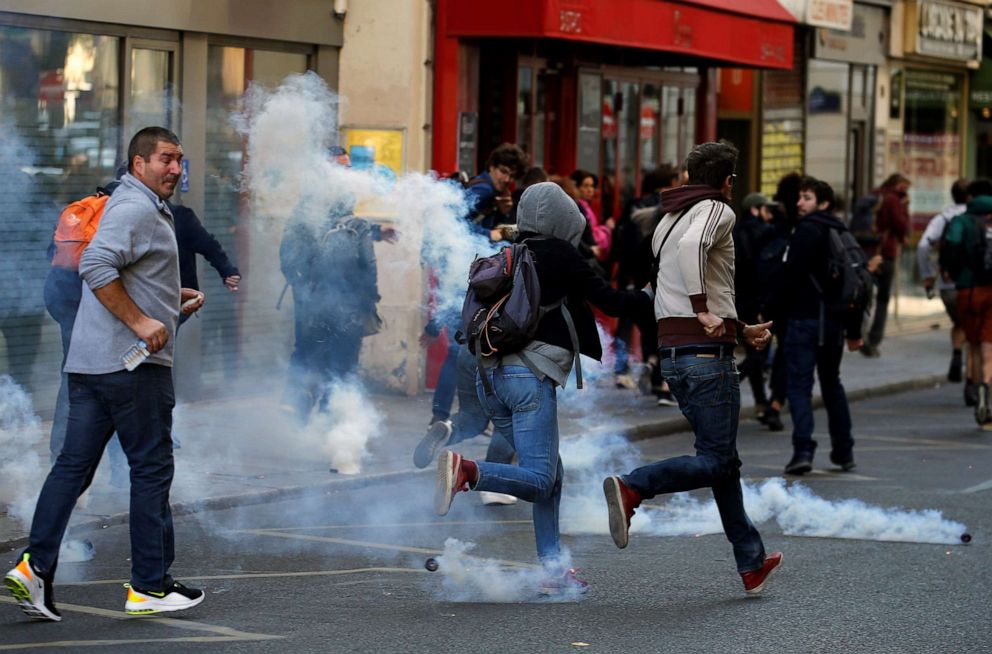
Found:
[461,239,581,393]
[810,218,875,319]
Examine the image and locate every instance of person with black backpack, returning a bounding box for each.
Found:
[433,182,654,595]
[782,178,870,475]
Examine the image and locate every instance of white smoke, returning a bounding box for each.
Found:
[558,435,968,545]
[317,381,381,475]
[434,538,583,602]
[0,375,46,528]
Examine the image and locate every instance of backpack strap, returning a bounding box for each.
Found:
[650,205,695,291]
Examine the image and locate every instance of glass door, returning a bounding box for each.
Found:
[123,39,177,144]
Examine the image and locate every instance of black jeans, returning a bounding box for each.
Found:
[284,312,364,424]
[26,365,177,590]
[868,257,895,347]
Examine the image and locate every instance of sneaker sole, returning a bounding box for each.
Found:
[603,477,630,549]
[745,554,784,595]
[414,423,451,470]
[4,575,60,622]
[784,462,812,475]
[434,451,456,516]
[125,593,205,615]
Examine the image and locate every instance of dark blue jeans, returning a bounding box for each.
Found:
[26,365,177,591]
[623,352,765,573]
[475,366,563,566]
[784,318,854,460]
[448,344,514,463]
[431,337,460,420]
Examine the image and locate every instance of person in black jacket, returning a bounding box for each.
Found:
[170,202,241,299]
[782,178,864,475]
[433,182,654,595]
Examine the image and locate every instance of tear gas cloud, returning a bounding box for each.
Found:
[558,434,968,546]
[0,375,45,528]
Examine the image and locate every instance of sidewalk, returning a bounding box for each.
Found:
[0,309,957,549]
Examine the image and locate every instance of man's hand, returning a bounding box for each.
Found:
[743,321,773,350]
[868,254,883,274]
[846,338,864,352]
[224,274,241,292]
[697,311,725,338]
[180,288,205,316]
[379,227,399,243]
[495,193,513,215]
[135,316,169,353]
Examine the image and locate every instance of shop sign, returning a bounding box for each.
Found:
[910,0,983,62]
[813,4,887,65]
[806,0,853,31]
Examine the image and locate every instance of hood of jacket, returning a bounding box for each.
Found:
[660,184,725,214]
[516,182,585,247]
[967,195,992,215]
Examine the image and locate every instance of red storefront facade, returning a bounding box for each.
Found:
[432,0,796,218]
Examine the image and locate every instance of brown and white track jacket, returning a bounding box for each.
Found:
[651,185,738,346]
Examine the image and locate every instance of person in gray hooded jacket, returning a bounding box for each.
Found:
[434,182,654,594]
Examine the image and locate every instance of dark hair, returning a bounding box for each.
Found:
[799,176,835,210]
[951,178,969,204]
[881,173,910,189]
[570,169,598,188]
[127,127,181,173]
[642,164,679,195]
[485,143,527,177]
[685,141,738,190]
[967,178,992,199]
[521,166,548,188]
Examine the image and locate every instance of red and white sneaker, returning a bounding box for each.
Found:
[741,551,784,594]
[603,476,642,549]
[434,450,471,516]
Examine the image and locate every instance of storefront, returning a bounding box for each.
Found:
[433,0,797,219]
[0,2,342,402]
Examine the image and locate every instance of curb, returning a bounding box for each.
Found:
[0,372,948,551]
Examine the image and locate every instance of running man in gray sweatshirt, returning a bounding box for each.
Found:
[5,127,207,622]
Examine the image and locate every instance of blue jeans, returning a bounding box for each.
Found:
[448,344,514,463]
[784,318,854,460]
[26,365,177,590]
[474,365,563,566]
[624,352,765,573]
[431,337,460,420]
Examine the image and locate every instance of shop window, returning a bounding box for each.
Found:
[576,72,601,173]
[203,45,309,383]
[516,63,546,168]
[0,25,119,392]
[128,47,175,134]
[902,69,962,219]
[806,59,850,210]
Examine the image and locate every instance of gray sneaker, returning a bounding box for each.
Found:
[414,419,452,469]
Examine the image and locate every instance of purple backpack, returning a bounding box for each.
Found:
[461,240,581,392]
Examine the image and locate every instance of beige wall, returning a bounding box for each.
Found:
[337,0,433,395]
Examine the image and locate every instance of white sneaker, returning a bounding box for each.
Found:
[479,491,517,506]
[124,581,204,615]
[4,554,61,621]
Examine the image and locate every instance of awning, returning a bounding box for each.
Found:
[444,0,795,70]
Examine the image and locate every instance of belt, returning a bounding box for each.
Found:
[660,344,736,360]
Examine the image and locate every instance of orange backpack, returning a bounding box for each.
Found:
[51,192,110,271]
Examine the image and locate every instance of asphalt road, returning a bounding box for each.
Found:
[2,381,989,653]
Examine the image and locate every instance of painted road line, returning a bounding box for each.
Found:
[961,479,992,494]
[237,528,539,569]
[245,519,532,533]
[0,636,276,651]
[62,566,424,587]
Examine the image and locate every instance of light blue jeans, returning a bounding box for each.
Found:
[474,365,563,567]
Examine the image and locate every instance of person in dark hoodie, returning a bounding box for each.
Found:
[781,177,864,475]
[433,182,654,595]
[601,141,783,596]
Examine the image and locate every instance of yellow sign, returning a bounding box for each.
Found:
[343,128,405,174]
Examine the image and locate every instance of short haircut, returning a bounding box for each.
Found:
[799,176,835,210]
[570,169,598,188]
[967,178,992,198]
[685,141,738,190]
[642,164,679,195]
[951,178,969,204]
[521,166,548,188]
[127,127,181,173]
[881,172,910,189]
[486,143,527,177]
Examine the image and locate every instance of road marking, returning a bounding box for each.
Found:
[63,566,423,587]
[746,466,878,481]
[237,529,539,569]
[961,479,992,494]
[0,596,281,649]
[247,519,532,533]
